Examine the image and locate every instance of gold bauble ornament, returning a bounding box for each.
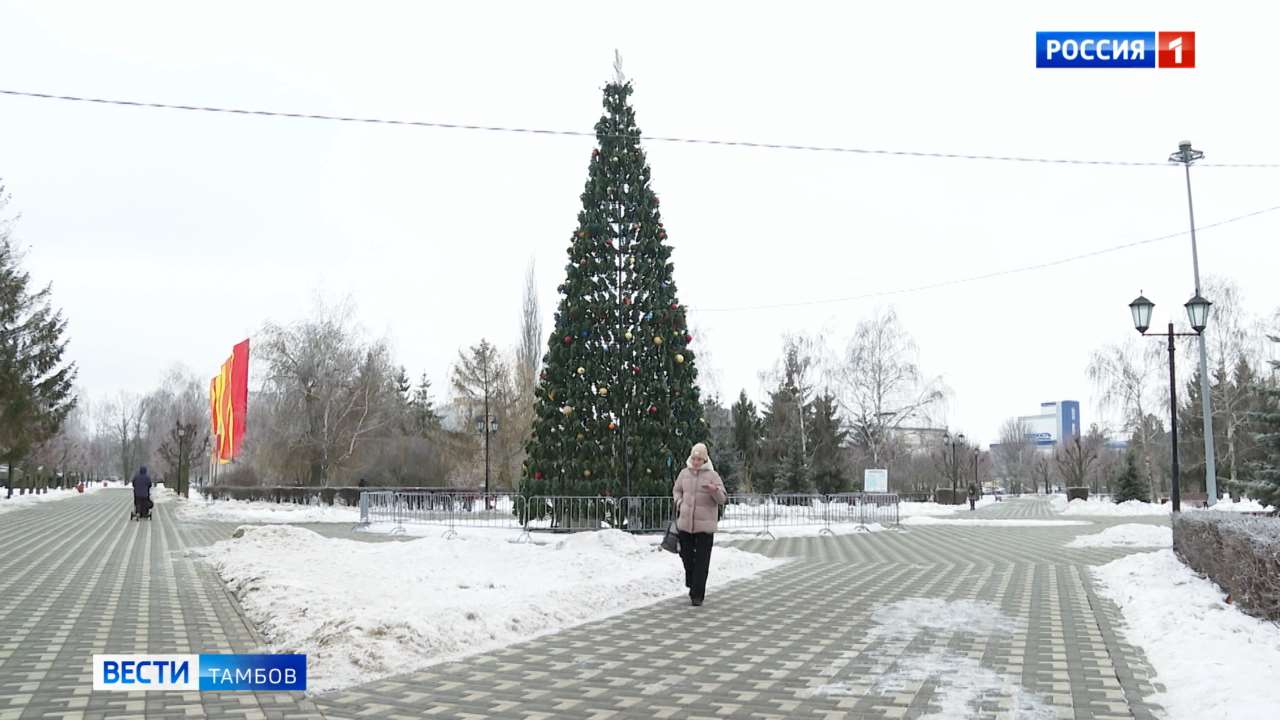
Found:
[576,432,584,440]
[560,405,573,416]
[624,331,633,341]
[675,354,685,364]
[584,469,592,477]
[654,336,664,345]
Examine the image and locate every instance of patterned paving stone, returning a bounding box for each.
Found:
[1,493,1172,718]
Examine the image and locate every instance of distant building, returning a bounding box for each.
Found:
[1017,400,1081,449]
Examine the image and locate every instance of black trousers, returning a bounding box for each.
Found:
[678,531,715,600]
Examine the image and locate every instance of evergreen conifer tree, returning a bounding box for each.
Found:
[1113,450,1148,504]
[1,189,77,498]
[523,76,705,497]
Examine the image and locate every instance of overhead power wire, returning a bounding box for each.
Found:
[689,204,1280,313]
[3,88,1280,168]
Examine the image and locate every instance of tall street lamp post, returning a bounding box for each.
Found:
[942,431,965,503]
[1128,292,1212,513]
[1169,140,1218,506]
[475,415,498,496]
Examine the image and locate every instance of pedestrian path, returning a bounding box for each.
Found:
[0,489,322,719]
[0,491,1169,719]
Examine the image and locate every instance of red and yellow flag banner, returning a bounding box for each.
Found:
[210,339,250,463]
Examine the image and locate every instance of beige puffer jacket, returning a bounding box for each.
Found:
[673,460,728,534]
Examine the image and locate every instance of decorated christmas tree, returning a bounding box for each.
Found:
[523,65,706,498]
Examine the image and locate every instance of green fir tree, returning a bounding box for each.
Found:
[523,76,706,497]
[1113,450,1148,504]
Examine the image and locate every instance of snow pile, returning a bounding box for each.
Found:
[898,496,994,517]
[1049,495,1068,513]
[0,484,104,514]
[903,516,1089,528]
[196,525,781,691]
[1189,497,1274,513]
[1059,499,1168,516]
[179,497,360,524]
[803,598,1054,717]
[1059,497,1274,517]
[1093,549,1280,719]
[1066,523,1171,548]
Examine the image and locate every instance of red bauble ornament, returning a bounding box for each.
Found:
[648,405,658,415]
[631,365,641,375]
[670,303,678,311]
[608,422,617,431]
[685,334,693,343]
[534,471,544,480]
[563,335,573,345]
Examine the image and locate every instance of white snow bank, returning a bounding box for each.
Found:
[1189,497,1274,513]
[1093,549,1280,720]
[178,497,359,524]
[1067,523,1171,548]
[898,496,994,517]
[903,516,1089,528]
[0,484,105,514]
[802,598,1054,718]
[1059,497,1274,516]
[196,525,782,691]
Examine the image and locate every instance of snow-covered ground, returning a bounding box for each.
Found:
[1066,523,1171,548]
[721,522,888,539]
[803,598,1055,717]
[1093,549,1280,719]
[0,484,105,514]
[897,495,996,517]
[178,496,360,524]
[903,516,1089,528]
[195,525,782,691]
[1057,496,1273,516]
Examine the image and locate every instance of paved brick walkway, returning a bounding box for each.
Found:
[0,491,1171,719]
[0,489,322,719]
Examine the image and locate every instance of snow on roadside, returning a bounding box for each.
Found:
[1093,549,1280,719]
[903,516,1089,528]
[178,497,360,524]
[1066,523,1171,548]
[195,525,782,691]
[0,484,105,514]
[1059,497,1274,516]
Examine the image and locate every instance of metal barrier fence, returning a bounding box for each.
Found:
[358,491,900,538]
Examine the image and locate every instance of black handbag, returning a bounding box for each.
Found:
[661,507,680,553]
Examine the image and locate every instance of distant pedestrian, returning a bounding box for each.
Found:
[132,466,153,517]
[968,482,979,511]
[672,443,728,607]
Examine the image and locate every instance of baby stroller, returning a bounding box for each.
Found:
[131,494,154,521]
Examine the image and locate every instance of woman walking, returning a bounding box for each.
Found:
[673,442,728,606]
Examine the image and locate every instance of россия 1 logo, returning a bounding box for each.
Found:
[1036,31,1195,68]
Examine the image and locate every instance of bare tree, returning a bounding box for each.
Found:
[258,300,395,485]
[509,259,543,488]
[1088,340,1161,502]
[837,308,944,466]
[1055,435,1099,489]
[993,418,1035,493]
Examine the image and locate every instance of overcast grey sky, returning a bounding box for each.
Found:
[2,0,1277,444]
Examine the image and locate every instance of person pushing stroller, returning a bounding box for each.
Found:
[131,466,153,520]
